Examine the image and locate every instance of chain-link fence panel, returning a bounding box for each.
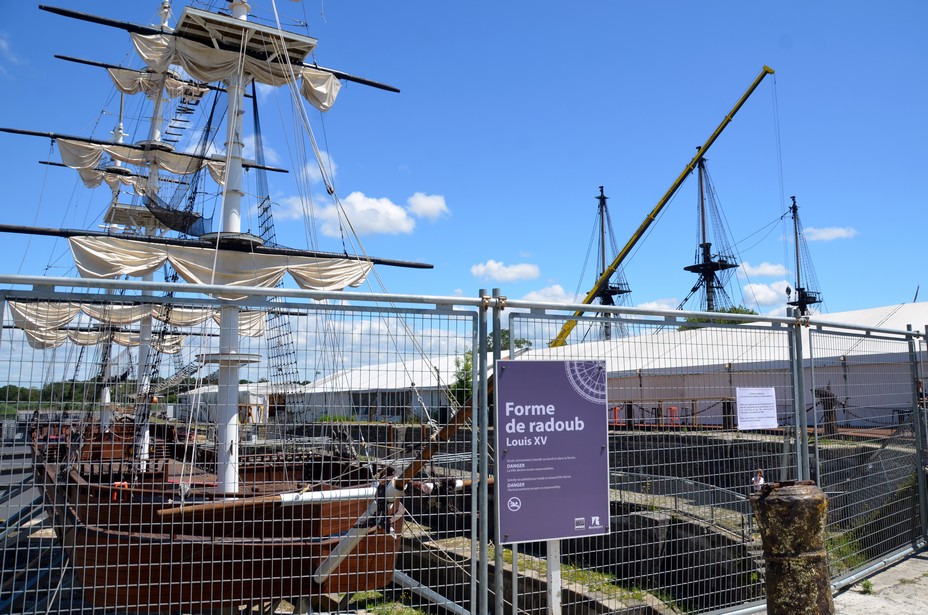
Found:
[0,285,480,615]
[807,325,925,584]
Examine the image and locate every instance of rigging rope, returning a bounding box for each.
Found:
[770,74,793,291]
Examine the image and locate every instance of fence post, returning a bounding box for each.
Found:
[752,481,834,615]
[477,288,489,614]
[806,329,823,486]
[788,308,811,481]
[907,325,928,545]
[0,295,5,349]
[492,288,505,615]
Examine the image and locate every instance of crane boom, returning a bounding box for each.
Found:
[550,65,775,347]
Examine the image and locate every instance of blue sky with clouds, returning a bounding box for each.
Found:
[0,1,925,316]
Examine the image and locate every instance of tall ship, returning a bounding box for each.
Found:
[0,1,468,612]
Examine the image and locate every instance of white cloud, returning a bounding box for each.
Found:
[272,186,446,237]
[804,227,857,241]
[180,129,222,158]
[254,82,275,103]
[242,134,281,166]
[303,152,338,185]
[273,195,308,221]
[764,306,789,318]
[319,191,415,237]
[471,260,540,282]
[739,261,788,278]
[743,280,791,306]
[636,298,680,311]
[0,33,22,76]
[406,193,449,220]
[521,284,577,303]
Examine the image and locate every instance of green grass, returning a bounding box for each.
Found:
[348,590,426,615]
[487,545,678,607]
[316,414,361,423]
[826,531,867,573]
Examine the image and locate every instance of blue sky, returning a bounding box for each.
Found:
[0,1,925,316]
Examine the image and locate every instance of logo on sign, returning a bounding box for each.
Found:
[507,497,522,512]
[574,517,586,530]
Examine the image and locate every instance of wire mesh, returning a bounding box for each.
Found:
[808,327,923,582]
[0,288,477,614]
[507,311,795,614]
[1,286,926,615]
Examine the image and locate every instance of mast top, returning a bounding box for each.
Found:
[786,195,823,315]
[174,6,318,66]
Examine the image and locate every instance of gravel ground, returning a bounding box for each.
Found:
[831,551,928,614]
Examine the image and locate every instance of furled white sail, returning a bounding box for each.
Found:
[8,300,267,350]
[68,165,149,193]
[108,67,209,101]
[131,33,341,111]
[12,322,184,353]
[69,236,372,298]
[57,139,226,187]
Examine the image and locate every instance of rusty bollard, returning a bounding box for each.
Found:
[751,480,834,615]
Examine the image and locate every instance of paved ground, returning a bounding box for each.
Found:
[831,551,928,614]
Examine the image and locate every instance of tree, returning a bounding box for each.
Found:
[490,329,532,354]
[450,329,531,404]
[679,305,758,330]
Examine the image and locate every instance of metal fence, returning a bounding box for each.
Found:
[0,277,925,614]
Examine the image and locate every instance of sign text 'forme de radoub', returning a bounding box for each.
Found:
[495,360,610,543]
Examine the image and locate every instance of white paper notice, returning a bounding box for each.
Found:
[735,387,778,430]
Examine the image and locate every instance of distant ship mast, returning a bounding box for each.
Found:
[785,195,822,315]
[586,186,631,339]
[592,187,631,304]
[682,158,738,312]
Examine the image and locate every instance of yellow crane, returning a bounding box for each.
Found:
[550,65,775,347]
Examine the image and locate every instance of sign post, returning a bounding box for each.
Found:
[495,360,611,613]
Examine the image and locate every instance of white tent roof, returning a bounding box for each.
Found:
[811,302,928,332]
[518,302,928,375]
[306,355,461,394]
[179,381,273,402]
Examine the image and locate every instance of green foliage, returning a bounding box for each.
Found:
[487,544,672,607]
[451,352,473,405]
[679,305,758,330]
[826,531,866,573]
[860,579,873,593]
[490,329,532,354]
[0,385,42,403]
[317,414,360,423]
[450,329,531,404]
[348,590,425,615]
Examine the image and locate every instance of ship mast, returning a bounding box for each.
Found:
[133,0,174,475]
[683,158,738,312]
[13,0,417,494]
[211,0,260,495]
[786,196,822,315]
[590,186,631,339]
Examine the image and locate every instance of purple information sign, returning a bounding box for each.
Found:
[495,360,610,544]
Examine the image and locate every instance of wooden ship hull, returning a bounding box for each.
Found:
[34,451,403,611]
[62,515,399,611]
